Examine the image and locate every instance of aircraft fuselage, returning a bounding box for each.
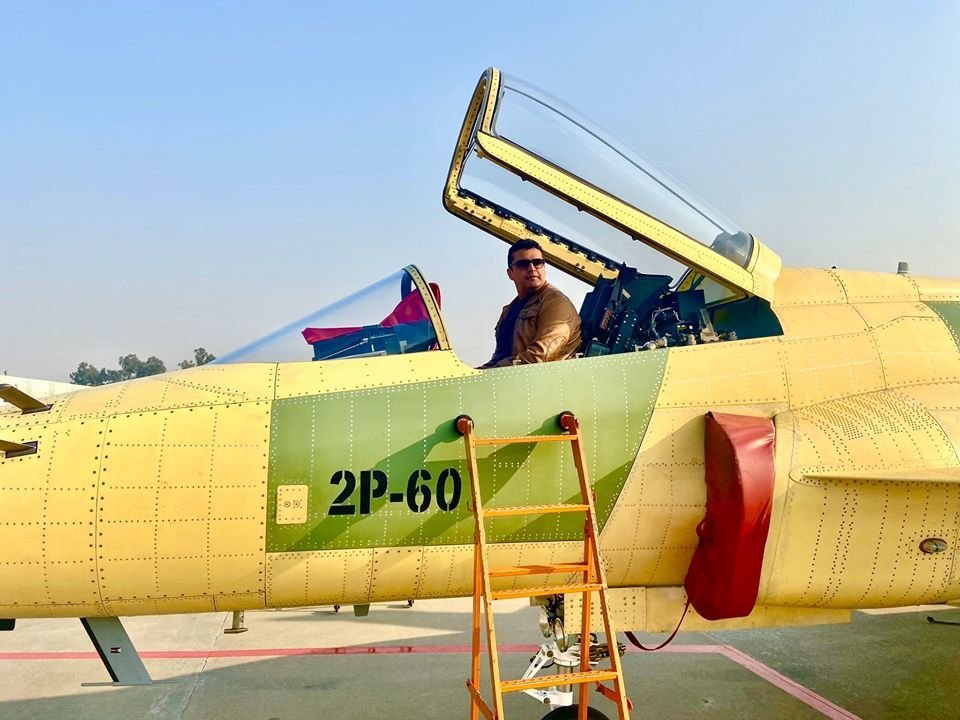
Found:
[2,268,959,625]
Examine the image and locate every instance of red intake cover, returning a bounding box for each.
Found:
[684,412,776,620]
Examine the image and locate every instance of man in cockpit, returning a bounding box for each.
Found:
[481,239,582,368]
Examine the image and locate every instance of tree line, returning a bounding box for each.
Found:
[69,348,216,386]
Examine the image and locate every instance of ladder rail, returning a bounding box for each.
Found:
[460,416,507,720]
[565,415,631,720]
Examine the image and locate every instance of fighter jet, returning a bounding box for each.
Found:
[2,68,958,717]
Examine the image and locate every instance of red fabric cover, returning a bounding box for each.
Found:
[302,287,439,345]
[684,412,776,621]
[301,326,362,344]
[380,290,430,327]
[428,282,441,309]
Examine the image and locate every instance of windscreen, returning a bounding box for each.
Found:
[214,268,442,364]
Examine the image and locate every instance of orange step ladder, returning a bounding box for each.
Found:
[455,411,631,720]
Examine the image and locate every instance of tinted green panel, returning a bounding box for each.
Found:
[928,302,960,350]
[267,350,666,551]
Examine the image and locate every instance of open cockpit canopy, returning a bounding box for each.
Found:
[214,266,449,365]
[443,67,781,302]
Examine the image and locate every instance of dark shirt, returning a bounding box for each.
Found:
[490,295,529,365]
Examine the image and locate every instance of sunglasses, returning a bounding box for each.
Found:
[510,258,546,270]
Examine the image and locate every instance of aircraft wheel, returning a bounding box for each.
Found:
[542,706,611,720]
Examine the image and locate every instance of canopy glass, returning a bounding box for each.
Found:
[214,266,448,365]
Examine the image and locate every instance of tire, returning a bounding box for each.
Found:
[542,706,611,720]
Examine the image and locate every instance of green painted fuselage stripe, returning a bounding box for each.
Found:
[267,350,667,552]
[928,301,960,350]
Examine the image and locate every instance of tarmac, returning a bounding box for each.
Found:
[0,598,958,720]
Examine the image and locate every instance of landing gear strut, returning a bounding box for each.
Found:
[519,596,626,717]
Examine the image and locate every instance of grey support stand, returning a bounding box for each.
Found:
[80,617,171,686]
[223,610,248,634]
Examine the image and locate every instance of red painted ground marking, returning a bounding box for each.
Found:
[651,644,860,719]
[716,645,861,720]
[0,642,860,719]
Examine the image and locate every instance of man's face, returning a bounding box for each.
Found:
[507,248,547,298]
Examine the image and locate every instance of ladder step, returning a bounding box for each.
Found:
[489,563,589,578]
[483,503,589,518]
[491,583,603,600]
[473,434,575,446]
[501,669,620,693]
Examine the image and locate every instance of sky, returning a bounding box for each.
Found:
[2,1,958,380]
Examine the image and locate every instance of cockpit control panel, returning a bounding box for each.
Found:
[579,265,732,357]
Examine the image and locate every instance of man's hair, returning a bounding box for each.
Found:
[507,239,544,267]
